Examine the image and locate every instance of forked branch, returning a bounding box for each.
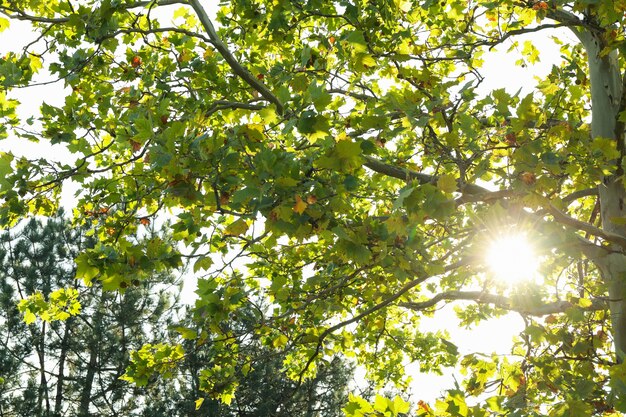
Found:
[188,0,285,115]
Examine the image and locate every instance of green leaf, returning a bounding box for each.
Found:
[224,218,249,236]
[173,326,198,340]
[75,253,100,285]
[0,152,13,190]
[133,117,153,141]
[393,185,416,210]
[345,31,368,53]
[297,110,318,134]
[591,137,620,160]
[437,174,457,194]
[193,256,214,272]
[335,140,362,158]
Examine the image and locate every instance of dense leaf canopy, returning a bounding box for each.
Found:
[2,0,626,415]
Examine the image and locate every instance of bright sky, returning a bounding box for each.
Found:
[0,1,575,403]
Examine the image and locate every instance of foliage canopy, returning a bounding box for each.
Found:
[2,0,626,415]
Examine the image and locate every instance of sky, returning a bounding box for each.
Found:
[0,0,577,403]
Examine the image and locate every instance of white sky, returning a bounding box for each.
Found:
[0,1,575,403]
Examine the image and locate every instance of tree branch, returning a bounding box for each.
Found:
[363,157,615,252]
[126,0,188,8]
[562,188,598,205]
[187,0,285,115]
[478,116,583,130]
[363,155,491,195]
[95,26,212,44]
[483,23,566,50]
[545,203,626,249]
[327,88,376,102]
[0,0,185,24]
[204,100,266,117]
[545,7,596,44]
[0,8,68,23]
[294,258,470,384]
[399,290,607,316]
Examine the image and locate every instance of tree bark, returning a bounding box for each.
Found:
[78,344,97,417]
[79,307,103,417]
[36,321,51,416]
[54,321,72,416]
[578,28,626,362]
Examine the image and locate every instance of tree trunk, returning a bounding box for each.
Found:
[78,345,97,417]
[36,321,51,416]
[577,28,626,362]
[54,321,72,416]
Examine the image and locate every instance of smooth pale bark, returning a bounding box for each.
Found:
[597,252,626,360]
[576,28,626,362]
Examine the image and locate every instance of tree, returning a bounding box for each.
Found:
[0,214,355,417]
[1,0,626,414]
[0,213,181,416]
[141,309,355,417]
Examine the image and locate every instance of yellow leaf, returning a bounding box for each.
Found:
[392,396,411,414]
[195,398,204,410]
[359,53,376,68]
[220,392,234,405]
[373,395,389,412]
[23,310,36,325]
[436,174,457,194]
[394,0,412,12]
[29,55,43,73]
[242,362,251,376]
[259,107,277,124]
[293,195,308,214]
[224,218,249,236]
[272,333,289,348]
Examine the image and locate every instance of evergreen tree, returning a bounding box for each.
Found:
[141,308,354,417]
[0,213,178,416]
[0,215,355,416]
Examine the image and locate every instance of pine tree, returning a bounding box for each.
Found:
[140,309,354,417]
[0,214,355,416]
[0,213,179,416]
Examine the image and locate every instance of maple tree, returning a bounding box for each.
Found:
[2,0,626,415]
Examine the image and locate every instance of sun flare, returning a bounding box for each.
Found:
[486,234,539,284]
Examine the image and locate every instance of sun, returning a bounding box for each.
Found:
[485,233,539,284]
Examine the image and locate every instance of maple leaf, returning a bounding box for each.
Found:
[293,195,308,214]
[225,218,249,236]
